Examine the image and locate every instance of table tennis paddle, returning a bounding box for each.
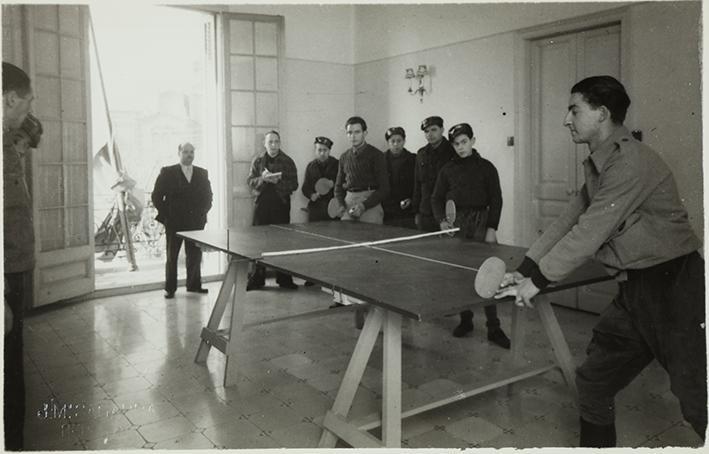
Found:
[315,178,333,196]
[474,256,507,299]
[445,200,456,224]
[327,198,344,219]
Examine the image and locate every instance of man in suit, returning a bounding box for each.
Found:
[152,142,213,299]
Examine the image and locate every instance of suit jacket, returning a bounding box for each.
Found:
[151,164,213,231]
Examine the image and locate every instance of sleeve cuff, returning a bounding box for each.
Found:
[516,256,552,289]
[530,267,552,290]
[516,256,537,277]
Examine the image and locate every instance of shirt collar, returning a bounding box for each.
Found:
[352,141,367,154]
[588,126,632,172]
[180,163,193,172]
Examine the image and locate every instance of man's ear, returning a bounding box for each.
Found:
[598,105,611,123]
[4,91,16,109]
[470,136,476,146]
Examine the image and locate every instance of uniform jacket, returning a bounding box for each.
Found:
[431,149,502,229]
[412,138,457,216]
[3,132,35,273]
[302,156,339,217]
[151,164,213,231]
[520,126,701,287]
[382,148,416,219]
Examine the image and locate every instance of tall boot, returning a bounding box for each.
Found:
[579,417,616,447]
[453,310,474,337]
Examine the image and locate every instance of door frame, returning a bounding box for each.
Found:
[512,6,632,247]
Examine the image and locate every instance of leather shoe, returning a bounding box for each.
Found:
[187,288,208,294]
[487,328,511,349]
[452,321,473,337]
[246,279,265,291]
[164,291,175,299]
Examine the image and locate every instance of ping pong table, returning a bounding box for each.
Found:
[179,221,611,448]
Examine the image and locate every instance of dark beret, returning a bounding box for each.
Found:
[385,127,406,141]
[420,116,443,131]
[314,136,333,149]
[448,123,474,142]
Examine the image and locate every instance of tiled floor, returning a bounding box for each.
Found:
[23,279,703,449]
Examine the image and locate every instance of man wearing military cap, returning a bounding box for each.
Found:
[411,116,457,232]
[496,75,705,447]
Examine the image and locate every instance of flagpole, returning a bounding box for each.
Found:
[89,10,138,271]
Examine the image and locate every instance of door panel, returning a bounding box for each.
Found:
[222,13,282,229]
[28,5,94,307]
[530,23,621,312]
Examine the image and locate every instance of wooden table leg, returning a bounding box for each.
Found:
[507,301,527,395]
[223,259,249,388]
[536,294,578,395]
[318,307,385,448]
[195,259,238,364]
[382,311,402,448]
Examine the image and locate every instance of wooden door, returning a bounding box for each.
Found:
[221,13,282,228]
[530,24,620,313]
[28,5,94,306]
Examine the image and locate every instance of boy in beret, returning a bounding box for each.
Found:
[412,116,457,232]
[302,136,339,222]
[382,127,416,229]
[432,123,510,349]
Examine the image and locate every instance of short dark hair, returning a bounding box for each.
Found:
[264,130,280,138]
[571,76,631,124]
[345,116,367,131]
[2,62,31,96]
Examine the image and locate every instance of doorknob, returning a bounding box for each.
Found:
[566,189,575,196]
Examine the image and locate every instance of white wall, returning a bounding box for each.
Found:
[353,3,629,63]
[355,33,517,243]
[354,1,703,244]
[626,1,703,238]
[227,4,356,222]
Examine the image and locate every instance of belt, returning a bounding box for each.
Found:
[348,186,378,192]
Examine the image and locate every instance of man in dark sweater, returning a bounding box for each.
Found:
[333,116,389,224]
[382,127,416,229]
[152,142,213,298]
[412,116,457,232]
[432,123,510,348]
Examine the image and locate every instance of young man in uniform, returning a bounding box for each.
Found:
[411,116,456,232]
[496,76,705,446]
[433,123,510,348]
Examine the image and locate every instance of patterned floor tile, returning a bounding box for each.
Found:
[444,415,504,443]
[124,400,181,426]
[268,420,323,447]
[137,415,197,443]
[405,427,469,448]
